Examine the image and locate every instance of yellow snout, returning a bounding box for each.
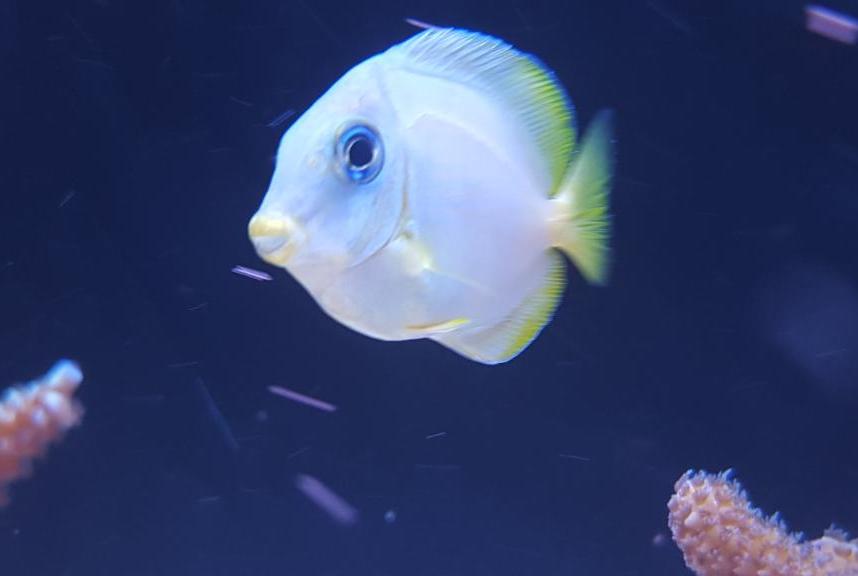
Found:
[248,212,304,266]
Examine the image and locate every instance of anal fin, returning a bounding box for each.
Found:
[433,252,566,364]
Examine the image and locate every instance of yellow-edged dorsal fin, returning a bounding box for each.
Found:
[432,252,566,364]
[391,27,575,193]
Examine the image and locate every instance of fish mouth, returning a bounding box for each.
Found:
[248,212,305,266]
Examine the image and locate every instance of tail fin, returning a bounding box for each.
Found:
[549,109,614,285]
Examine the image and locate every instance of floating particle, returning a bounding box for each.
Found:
[384,509,397,524]
[757,260,858,396]
[404,18,439,30]
[558,453,591,462]
[413,463,461,470]
[58,189,76,208]
[195,378,239,454]
[167,361,200,369]
[286,446,311,460]
[231,265,273,281]
[425,431,447,440]
[267,109,296,128]
[805,5,858,44]
[228,95,253,108]
[294,474,358,526]
[268,385,337,413]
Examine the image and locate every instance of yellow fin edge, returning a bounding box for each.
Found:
[550,109,614,285]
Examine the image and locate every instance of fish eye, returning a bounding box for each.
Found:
[337,123,384,184]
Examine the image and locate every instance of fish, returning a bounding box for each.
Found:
[248,27,613,364]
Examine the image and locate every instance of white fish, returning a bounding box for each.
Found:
[248,28,613,364]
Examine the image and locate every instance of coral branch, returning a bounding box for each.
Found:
[668,469,858,576]
[0,360,84,507]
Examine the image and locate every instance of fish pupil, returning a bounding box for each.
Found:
[338,123,383,184]
[347,136,374,168]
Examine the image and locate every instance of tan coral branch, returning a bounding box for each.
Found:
[0,360,84,507]
[668,469,858,576]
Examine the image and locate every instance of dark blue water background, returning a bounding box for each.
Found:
[1,1,857,575]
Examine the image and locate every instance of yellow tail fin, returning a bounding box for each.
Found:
[549,110,614,285]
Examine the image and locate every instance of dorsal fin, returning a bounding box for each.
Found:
[390,28,576,194]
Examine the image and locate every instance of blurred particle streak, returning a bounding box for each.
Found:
[294,474,358,526]
[805,4,858,44]
[646,1,694,35]
[231,266,272,282]
[267,109,296,128]
[58,189,76,208]
[757,260,858,397]
[195,378,239,454]
[404,18,438,30]
[167,361,199,369]
[652,532,668,547]
[558,453,591,462]
[269,385,337,413]
[228,96,253,108]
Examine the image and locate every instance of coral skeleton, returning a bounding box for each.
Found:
[669,469,858,576]
[0,360,84,506]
